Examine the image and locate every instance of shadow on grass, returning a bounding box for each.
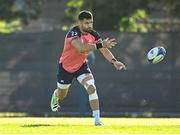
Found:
[21,124,93,128]
[21,124,52,127]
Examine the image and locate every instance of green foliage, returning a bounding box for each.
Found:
[119,9,148,32]
[64,0,149,31]
[0,19,21,33]
[0,0,45,21]
[65,0,84,22]
[64,0,92,24]
[0,0,46,33]
[64,0,180,32]
[62,0,92,31]
[0,0,179,32]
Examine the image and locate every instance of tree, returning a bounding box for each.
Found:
[0,0,47,33]
[64,0,180,32]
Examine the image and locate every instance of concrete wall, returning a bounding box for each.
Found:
[0,31,179,116]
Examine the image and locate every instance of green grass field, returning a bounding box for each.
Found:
[0,117,180,134]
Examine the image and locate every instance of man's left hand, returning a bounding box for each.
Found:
[113,61,126,70]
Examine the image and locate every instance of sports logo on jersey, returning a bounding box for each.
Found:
[66,26,81,38]
[60,80,64,83]
[71,31,78,37]
[87,67,90,72]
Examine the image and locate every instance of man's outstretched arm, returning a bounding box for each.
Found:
[72,38,117,53]
[99,48,126,70]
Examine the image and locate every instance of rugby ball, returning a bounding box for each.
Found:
[147,46,166,64]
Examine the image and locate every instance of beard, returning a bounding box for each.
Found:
[83,27,93,33]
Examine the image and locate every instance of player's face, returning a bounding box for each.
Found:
[79,19,93,33]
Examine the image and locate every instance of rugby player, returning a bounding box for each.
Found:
[51,10,126,126]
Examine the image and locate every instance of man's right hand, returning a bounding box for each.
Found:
[102,38,117,49]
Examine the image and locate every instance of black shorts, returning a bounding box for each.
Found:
[57,62,91,84]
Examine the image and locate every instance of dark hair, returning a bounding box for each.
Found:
[78,10,93,20]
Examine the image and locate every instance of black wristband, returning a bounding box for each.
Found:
[111,58,117,64]
[96,42,103,49]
